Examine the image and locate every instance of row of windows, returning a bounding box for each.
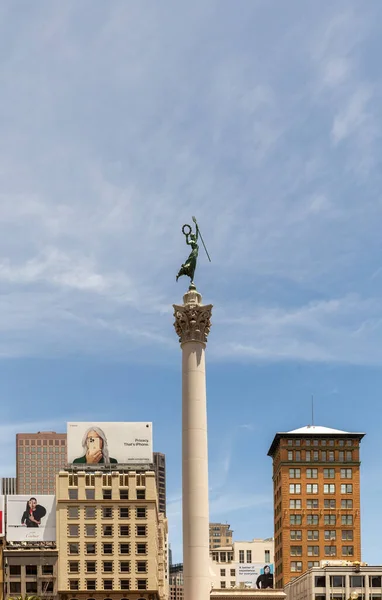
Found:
[289,514,353,525]
[289,483,353,494]
[68,489,145,500]
[68,524,147,537]
[7,565,53,576]
[287,439,354,447]
[289,499,353,509]
[290,530,354,541]
[315,575,382,588]
[291,545,354,557]
[237,550,270,563]
[219,568,238,577]
[68,542,147,555]
[68,578,147,591]
[289,468,352,479]
[18,439,66,445]
[288,451,353,462]
[68,474,145,487]
[68,560,147,574]
[219,581,237,589]
[67,506,146,519]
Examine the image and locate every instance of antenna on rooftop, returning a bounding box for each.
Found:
[311,395,314,426]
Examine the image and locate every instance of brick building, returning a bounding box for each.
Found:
[268,425,365,588]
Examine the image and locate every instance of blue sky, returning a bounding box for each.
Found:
[1,0,382,564]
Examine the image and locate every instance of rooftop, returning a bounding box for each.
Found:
[267,425,365,456]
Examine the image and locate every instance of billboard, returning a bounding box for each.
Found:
[0,495,4,537]
[6,495,56,542]
[236,563,274,589]
[67,422,153,466]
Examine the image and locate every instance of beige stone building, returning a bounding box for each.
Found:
[56,469,168,600]
[3,544,58,599]
[210,524,234,552]
[284,563,382,600]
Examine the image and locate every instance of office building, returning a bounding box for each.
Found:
[153,452,166,516]
[268,425,365,588]
[16,431,67,494]
[56,468,168,599]
[284,563,382,600]
[170,564,184,600]
[210,523,234,551]
[3,546,58,599]
[0,477,16,495]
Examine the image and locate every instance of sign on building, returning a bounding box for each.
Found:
[6,495,56,542]
[236,563,274,589]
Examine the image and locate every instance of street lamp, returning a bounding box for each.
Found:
[349,592,359,600]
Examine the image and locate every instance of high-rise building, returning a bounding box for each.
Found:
[153,452,166,516]
[56,468,168,599]
[170,564,184,600]
[16,431,67,495]
[268,425,365,588]
[209,523,233,551]
[0,477,17,495]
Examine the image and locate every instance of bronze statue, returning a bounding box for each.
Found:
[176,216,211,286]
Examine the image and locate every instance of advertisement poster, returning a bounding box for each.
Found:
[67,422,153,466]
[236,563,274,589]
[0,495,4,537]
[6,495,56,542]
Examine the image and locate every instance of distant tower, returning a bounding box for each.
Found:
[16,431,67,494]
[153,452,166,516]
[268,425,365,588]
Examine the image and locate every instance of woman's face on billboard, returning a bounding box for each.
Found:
[29,499,37,510]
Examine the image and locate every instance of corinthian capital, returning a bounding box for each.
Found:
[173,288,213,345]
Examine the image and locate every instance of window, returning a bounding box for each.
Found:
[246,550,252,563]
[315,576,326,587]
[239,550,245,563]
[324,484,335,494]
[321,440,327,446]
[288,439,293,446]
[341,484,353,494]
[307,499,319,509]
[288,451,293,460]
[102,543,113,555]
[341,499,353,509]
[295,439,301,446]
[321,451,326,461]
[69,561,79,573]
[120,561,130,573]
[342,546,354,556]
[307,484,318,494]
[291,562,302,572]
[220,568,226,576]
[9,583,21,594]
[338,451,344,461]
[86,524,96,537]
[120,488,129,500]
[289,468,301,478]
[86,580,96,590]
[307,514,319,525]
[69,580,79,591]
[230,569,236,577]
[328,451,335,461]
[69,489,78,500]
[306,439,311,446]
[265,550,270,562]
[69,543,79,554]
[342,515,353,525]
[136,507,147,519]
[69,525,79,537]
[26,565,37,576]
[342,530,353,540]
[331,576,345,587]
[370,576,382,588]
[306,451,311,461]
[136,525,147,537]
[351,576,365,587]
[341,469,352,479]
[86,543,96,554]
[313,451,319,461]
[325,546,336,556]
[85,489,95,500]
[102,507,113,518]
[103,561,113,573]
[120,507,129,519]
[86,562,96,573]
[346,451,352,461]
[102,525,113,536]
[308,561,319,569]
[120,543,131,554]
[290,530,302,540]
[324,530,336,540]
[103,489,112,500]
[137,579,147,590]
[26,583,37,594]
[324,469,335,478]
[136,489,146,499]
[85,506,96,519]
[42,565,54,575]
[324,499,336,508]
[308,546,319,556]
[307,530,319,540]
[290,499,302,509]
[290,484,301,494]
[120,579,130,590]
[103,580,113,590]
[68,507,79,519]
[324,515,336,525]
[290,546,302,556]
[120,525,130,536]
[290,515,302,525]
[306,469,318,478]
[137,561,147,573]
[295,451,301,461]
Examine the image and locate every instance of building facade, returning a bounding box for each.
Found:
[169,564,184,600]
[268,425,365,588]
[153,452,166,516]
[284,564,382,600]
[0,478,17,495]
[3,546,58,599]
[16,432,67,495]
[56,468,168,600]
[210,523,233,551]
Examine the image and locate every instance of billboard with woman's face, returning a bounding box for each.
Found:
[67,422,153,466]
[6,495,56,541]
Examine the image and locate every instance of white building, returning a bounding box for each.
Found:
[210,538,274,591]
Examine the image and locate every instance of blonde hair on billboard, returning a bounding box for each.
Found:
[81,426,111,465]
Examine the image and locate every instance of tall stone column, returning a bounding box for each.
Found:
[173,286,213,600]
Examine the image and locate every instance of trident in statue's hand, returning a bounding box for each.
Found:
[192,216,211,262]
